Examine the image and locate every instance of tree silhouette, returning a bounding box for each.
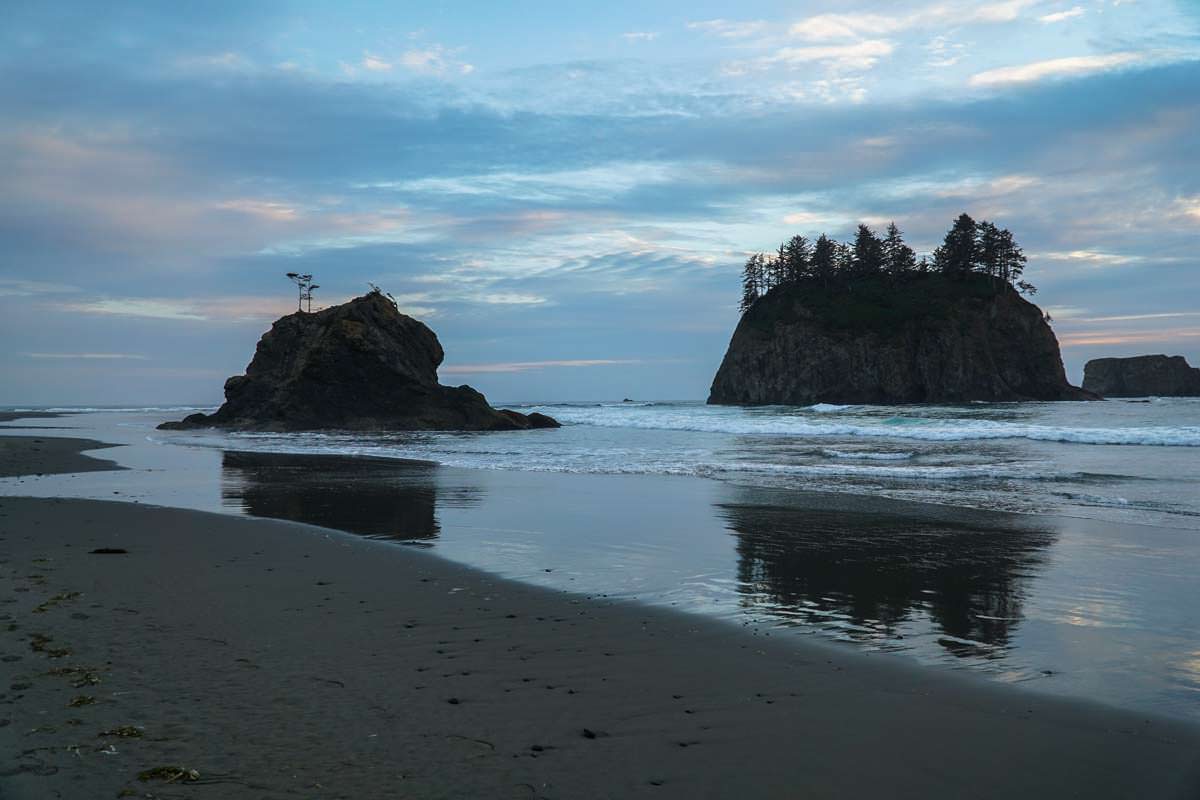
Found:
[780,235,811,283]
[735,212,1035,314]
[883,222,916,276]
[739,253,764,311]
[933,213,980,276]
[851,224,885,276]
[811,234,838,286]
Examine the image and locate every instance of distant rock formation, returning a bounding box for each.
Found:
[709,274,1095,405]
[159,291,559,431]
[1082,355,1200,397]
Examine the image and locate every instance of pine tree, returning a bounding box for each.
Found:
[882,222,916,276]
[780,235,811,283]
[851,224,885,275]
[811,234,838,285]
[739,253,762,312]
[997,227,1026,286]
[933,212,979,276]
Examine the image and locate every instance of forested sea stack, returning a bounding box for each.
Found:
[160,290,559,431]
[709,214,1095,405]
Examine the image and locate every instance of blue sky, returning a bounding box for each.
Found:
[2,0,1198,404]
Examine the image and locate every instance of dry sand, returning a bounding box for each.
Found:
[1,436,1198,799]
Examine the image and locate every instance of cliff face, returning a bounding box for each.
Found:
[160,292,558,431]
[1082,355,1200,397]
[709,274,1093,405]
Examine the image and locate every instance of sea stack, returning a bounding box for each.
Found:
[159,291,559,431]
[1082,355,1200,397]
[709,273,1094,405]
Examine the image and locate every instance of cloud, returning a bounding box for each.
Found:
[970,53,1145,87]
[54,296,303,322]
[1058,328,1200,347]
[1033,250,1142,266]
[686,19,768,39]
[926,36,966,68]
[0,279,79,298]
[771,40,895,70]
[787,1,1040,43]
[971,0,1041,23]
[729,40,895,76]
[22,352,149,360]
[789,13,907,41]
[399,46,474,76]
[1039,6,1085,23]
[362,53,393,72]
[1176,197,1200,221]
[622,32,659,42]
[215,199,300,221]
[441,359,645,374]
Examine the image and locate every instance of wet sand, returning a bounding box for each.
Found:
[0,435,123,479]
[1,438,1199,798]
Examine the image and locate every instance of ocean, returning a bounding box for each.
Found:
[3,400,1199,720]
[167,397,1200,529]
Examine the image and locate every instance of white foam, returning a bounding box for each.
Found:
[530,405,1200,447]
[822,449,914,461]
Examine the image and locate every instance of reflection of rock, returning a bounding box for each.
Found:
[221,451,480,540]
[718,500,1053,650]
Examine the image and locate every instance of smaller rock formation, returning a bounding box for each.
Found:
[1082,355,1200,397]
[159,291,559,431]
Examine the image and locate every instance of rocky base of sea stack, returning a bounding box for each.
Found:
[709,273,1096,405]
[158,291,559,432]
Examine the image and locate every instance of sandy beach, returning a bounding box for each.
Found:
[2,433,1199,799]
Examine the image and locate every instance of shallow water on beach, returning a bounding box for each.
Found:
[158,398,1200,529]
[2,406,1199,722]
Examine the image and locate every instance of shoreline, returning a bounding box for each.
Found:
[1,432,1199,797]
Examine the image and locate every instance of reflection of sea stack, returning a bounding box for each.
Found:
[161,291,559,431]
[220,451,470,540]
[719,499,1054,649]
[710,274,1095,405]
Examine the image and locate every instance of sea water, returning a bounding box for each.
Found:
[158,397,1200,530]
[3,400,1199,720]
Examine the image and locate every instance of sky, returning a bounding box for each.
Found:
[1,0,1198,405]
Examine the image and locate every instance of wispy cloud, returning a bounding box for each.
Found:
[622,31,659,42]
[1039,6,1085,24]
[441,359,645,374]
[1059,328,1200,347]
[55,296,303,322]
[358,45,474,76]
[22,352,149,360]
[970,53,1145,86]
[1033,250,1142,266]
[686,19,767,39]
[0,279,79,298]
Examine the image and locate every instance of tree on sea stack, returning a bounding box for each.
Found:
[851,224,886,276]
[739,253,765,311]
[883,222,916,276]
[934,213,980,277]
[711,211,1090,404]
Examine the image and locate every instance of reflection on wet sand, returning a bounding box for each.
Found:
[718,497,1055,655]
[221,451,481,541]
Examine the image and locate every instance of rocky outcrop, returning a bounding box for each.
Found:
[159,292,559,431]
[1082,355,1200,397]
[709,274,1095,405]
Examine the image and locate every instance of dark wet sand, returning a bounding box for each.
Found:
[0,435,123,479]
[1,439,1199,799]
